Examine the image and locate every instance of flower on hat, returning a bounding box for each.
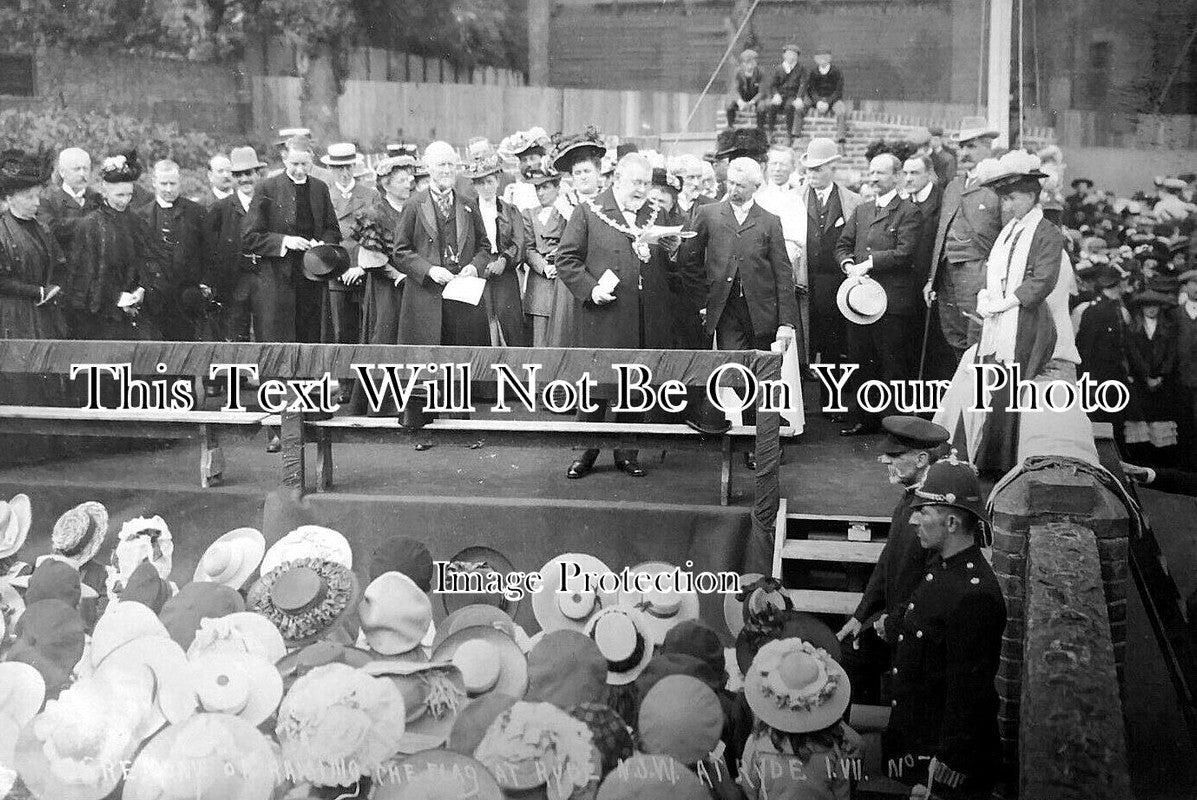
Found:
[474,701,597,800]
[275,662,406,787]
[754,639,840,713]
[24,672,149,789]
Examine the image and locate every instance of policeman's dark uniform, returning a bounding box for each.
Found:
[883,463,1007,799]
[842,415,948,703]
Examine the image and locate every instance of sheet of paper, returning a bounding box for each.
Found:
[442,275,486,306]
[598,269,620,293]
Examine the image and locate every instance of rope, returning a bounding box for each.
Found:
[669,0,765,146]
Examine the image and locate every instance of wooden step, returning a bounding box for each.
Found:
[782,588,861,615]
[781,539,886,563]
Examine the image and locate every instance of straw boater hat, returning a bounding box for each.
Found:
[0,493,29,560]
[474,701,602,800]
[246,557,361,648]
[193,527,266,589]
[440,545,520,617]
[431,624,528,701]
[51,502,108,568]
[358,571,432,657]
[276,661,408,787]
[618,561,700,644]
[837,275,888,324]
[744,638,851,733]
[373,750,504,800]
[260,525,353,576]
[321,142,359,167]
[952,115,1001,144]
[364,659,468,753]
[122,713,279,800]
[584,606,655,686]
[532,552,620,634]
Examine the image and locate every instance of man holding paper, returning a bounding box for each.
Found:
[556,152,677,479]
[393,141,493,429]
[834,154,922,435]
[679,157,798,462]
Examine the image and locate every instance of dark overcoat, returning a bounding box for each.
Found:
[834,196,923,316]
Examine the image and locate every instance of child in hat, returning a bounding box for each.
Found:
[1124,284,1180,465]
[739,638,860,800]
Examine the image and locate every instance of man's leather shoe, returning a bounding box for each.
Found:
[615,459,646,477]
[567,460,594,479]
[839,423,871,437]
[744,452,757,470]
[685,418,733,437]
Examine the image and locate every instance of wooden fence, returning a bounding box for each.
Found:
[250,77,717,145]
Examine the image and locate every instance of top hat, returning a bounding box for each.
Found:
[228,146,267,174]
[953,116,1001,144]
[320,142,359,167]
[837,275,888,324]
[799,137,842,169]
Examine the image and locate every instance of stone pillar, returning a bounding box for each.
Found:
[989,464,1130,790]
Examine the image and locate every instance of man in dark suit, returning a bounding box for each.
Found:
[139,159,207,341]
[928,126,958,189]
[799,139,861,390]
[556,153,677,479]
[204,146,267,344]
[902,154,953,380]
[680,157,798,464]
[925,118,1002,363]
[673,154,716,225]
[799,51,848,141]
[39,147,99,260]
[320,143,378,350]
[764,44,808,146]
[393,141,493,431]
[243,137,342,344]
[197,153,235,209]
[835,154,922,434]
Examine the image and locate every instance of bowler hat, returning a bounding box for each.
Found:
[908,127,932,147]
[837,275,888,324]
[799,137,842,169]
[228,145,267,173]
[302,244,351,282]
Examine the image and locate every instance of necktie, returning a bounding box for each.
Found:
[433,190,453,219]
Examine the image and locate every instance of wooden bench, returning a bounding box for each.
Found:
[264,414,798,505]
[0,406,270,487]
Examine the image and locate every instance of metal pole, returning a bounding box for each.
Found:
[1017,0,1024,147]
[987,0,1014,149]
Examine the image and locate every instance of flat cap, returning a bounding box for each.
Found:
[880,415,950,456]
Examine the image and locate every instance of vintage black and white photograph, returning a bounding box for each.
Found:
[0,0,1193,797]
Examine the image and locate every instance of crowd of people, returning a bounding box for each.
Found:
[0,436,1005,799]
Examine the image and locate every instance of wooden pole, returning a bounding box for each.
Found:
[987,0,1013,148]
[528,0,551,87]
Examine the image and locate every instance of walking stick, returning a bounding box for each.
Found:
[918,295,934,381]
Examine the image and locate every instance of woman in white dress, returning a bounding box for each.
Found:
[934,152,1091,476]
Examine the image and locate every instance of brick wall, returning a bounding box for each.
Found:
[549,1,975,104]
[990,466,1131,788]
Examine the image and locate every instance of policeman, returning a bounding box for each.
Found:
[837,415,949,703]
[884,458,1006,799]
